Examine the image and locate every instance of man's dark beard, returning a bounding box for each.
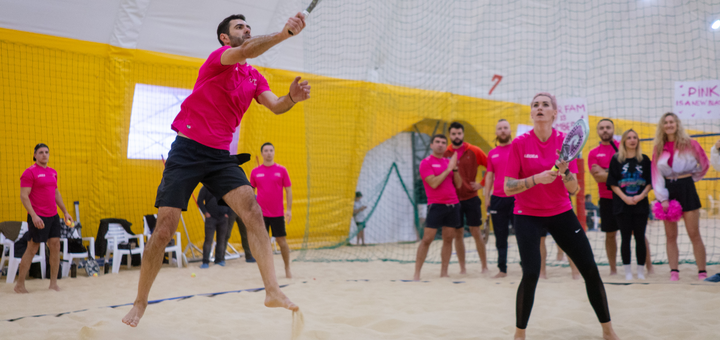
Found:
[498,135,511,144]
[600,133,613,142]
[229,34,248,47]
[452,139,463,147]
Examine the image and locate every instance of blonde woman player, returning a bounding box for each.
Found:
[651,112,709,281]
[505,93,617,340]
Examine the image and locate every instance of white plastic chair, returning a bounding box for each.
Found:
[587,210,600,229]
[143,215,182,268]
[60,227,95,278]
[104,223,144,274]
[1,222,46,283]
[708,195,718,216]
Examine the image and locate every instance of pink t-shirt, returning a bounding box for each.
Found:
[505,129,578,217]
[250,163,291,217]
[587,141,619,200]
[171,45,271,150]
[487,144,512,197]
[419,155,460,205]
[20,165,58,218]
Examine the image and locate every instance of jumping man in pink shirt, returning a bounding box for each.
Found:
[251,143,293,278]
[123,13,308,327]
[16,143,74,294]
[413,134,462,281]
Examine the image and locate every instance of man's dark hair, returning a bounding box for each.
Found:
[585,194,592,199]
[598,118,614,126]
[498,119,507,123]
[217,14,247,46]
[33,143,49,161]
[261,142,274,152]
[431,134,447,143]
[355,191,363,198]
[448,122,464,132]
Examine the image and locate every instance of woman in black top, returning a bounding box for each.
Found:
[607,129,652,280]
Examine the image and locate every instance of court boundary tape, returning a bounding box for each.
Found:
[2,284,289,322]
[5,278,715,322]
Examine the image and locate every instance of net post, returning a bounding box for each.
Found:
[576,156,587,230]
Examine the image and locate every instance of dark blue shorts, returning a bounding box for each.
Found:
[155,136,251,211]
[426,203,461,229]
[26,214,61,243]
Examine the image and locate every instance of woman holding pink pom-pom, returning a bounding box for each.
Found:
[651,112,710,281]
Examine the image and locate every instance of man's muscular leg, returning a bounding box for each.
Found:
[223,186,297,310]
[123,206,182,327]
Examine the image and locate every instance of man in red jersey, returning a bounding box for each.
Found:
[444,122,489,274]
[123,13,308,327]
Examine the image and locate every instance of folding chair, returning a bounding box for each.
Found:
[104,223,144,274]
[60,226,95,277]
[1,222,46,283]
[143,215,182,268]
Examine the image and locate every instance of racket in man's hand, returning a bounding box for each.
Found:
[288,0,321,36]
[551,119,589,173]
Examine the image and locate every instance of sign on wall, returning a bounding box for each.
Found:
[674,80,720,120]
[554,98,589,134]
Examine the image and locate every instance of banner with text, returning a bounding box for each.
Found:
[554,98,589,134]
[674,80,720,120]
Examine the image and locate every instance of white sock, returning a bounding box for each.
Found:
[637,266,645,280]
[624,264,633,280]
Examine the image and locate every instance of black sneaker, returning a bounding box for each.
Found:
[246,257,256,263]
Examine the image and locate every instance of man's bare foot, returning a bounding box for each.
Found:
[646,265,655,275]
[122,302,147,327]
[493,271,507,278]
[556,253,564,261]
[603,331,620,340]
[514,328,526,340]
[413,273,421,281]
[264,291,299,311]
[572,272,581,280]
[440,272,450,278]
[14,284,29,294]
[609,269,617,276]
[285,268,293,279]
[540,272,548,279]
[48,283,61,291]
[460,268,467,275]
[481,267,489,274]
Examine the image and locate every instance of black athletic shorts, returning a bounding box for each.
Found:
[667,177,702,212]
[26,214,61,243]
[459,196,483,227]
[426,203,461,229]
[599,198,619,233]
[155,136,251,211]
[264,216,287,237]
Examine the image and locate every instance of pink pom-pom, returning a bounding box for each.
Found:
[652,200,683,222]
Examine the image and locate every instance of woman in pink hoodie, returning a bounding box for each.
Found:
[651,112,709,281]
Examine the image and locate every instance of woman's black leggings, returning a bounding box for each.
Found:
[616,212,648,266]
[514,209,611,329]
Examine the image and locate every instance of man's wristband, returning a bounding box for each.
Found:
[531,175,536,186]
[288,92,296,103]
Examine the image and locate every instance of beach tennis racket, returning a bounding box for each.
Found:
[551,118,589,172]
[288,0,321,35]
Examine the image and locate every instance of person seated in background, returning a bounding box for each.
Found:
[198,186,230,268]
[353,191,368,246]
[584,194,599,231]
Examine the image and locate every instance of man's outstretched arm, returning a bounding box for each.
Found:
[258,77,311,114]
[221,13,306,65]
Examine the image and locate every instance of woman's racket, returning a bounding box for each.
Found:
[288,0,321,35]
[551,119,590,172]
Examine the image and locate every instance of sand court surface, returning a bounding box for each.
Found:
[1,255,719,340]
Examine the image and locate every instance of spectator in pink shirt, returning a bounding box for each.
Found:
[504,93,617,340]
[16,143,73,294]
[123,13,307,327]
[413,134,462,281]
[251,143,293,278]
